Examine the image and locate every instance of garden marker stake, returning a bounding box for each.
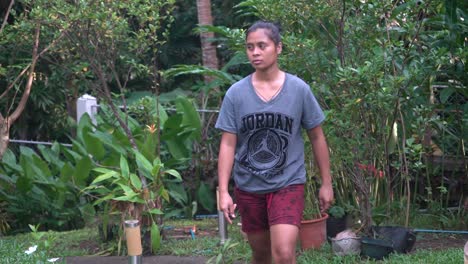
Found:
[125,220,142,264]
[216,187,228,245]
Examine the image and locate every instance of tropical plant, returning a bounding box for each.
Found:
[77,95,202,253]
[0,92,203,247]
[85,151,180,253]
[0,145,91,233]
[0,201,11,235]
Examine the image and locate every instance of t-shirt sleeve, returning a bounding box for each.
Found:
[215,91,237,134]
[301,86,325,129]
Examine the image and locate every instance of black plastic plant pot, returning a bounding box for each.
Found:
[373,226,417,253]
[361,237,394,260]
[326,215,348,242]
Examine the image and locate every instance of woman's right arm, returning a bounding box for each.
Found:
[217,131,237,223]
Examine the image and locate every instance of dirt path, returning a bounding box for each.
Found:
[412,233,468,251]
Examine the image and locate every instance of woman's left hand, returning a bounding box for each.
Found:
[318,184,334,214]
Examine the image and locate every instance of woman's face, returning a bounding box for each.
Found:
[246,28,282,71]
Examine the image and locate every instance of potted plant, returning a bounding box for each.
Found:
[326,204,347,240]
[326,177,359,241]
[348,161,415,259]
[326,164,362,256]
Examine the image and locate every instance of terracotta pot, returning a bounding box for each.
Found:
[299,213,329,250]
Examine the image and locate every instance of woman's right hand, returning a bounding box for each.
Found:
[219,191,237,224]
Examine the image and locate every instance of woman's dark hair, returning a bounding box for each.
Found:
[246,21,282,45]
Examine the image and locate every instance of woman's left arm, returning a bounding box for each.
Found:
[307,125,334,213]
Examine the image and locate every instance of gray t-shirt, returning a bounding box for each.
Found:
[215,73,325,193]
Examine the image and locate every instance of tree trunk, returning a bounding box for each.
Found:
[196,0,219,110]
[0,119,10,159]
[195,0,220,175]
[0,23,40,159]
[196,0,219,78]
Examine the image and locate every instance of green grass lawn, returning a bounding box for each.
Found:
[0,227,99,263]
[0,219,465,264]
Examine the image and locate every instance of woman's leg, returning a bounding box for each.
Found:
[235,187,272,263]
[247,230,272,264]
[270,224,299,264]
[267,184,304,264]
[235,185,304,264]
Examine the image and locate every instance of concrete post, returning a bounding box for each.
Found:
[76,94,97,125]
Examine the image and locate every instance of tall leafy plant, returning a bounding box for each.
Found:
[77,96,202,253]
[0,144,93,233]
[235,0,466,235]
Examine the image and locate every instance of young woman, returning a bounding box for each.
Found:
[215,21,333,264]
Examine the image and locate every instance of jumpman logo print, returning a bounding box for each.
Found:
[252,131,276,160]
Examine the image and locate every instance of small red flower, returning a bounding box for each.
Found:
[356,163,384,178]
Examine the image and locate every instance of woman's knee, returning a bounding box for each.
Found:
[272,246,295,263]
[247,231,272,262]
[251,249,272,264]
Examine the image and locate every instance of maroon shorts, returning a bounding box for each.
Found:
[235,184,304,233]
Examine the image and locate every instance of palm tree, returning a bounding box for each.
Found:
[196,0,220,112]
[195,0,220,167]
[196,0,219,79]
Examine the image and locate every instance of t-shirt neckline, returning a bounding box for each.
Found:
[249,73,288,104]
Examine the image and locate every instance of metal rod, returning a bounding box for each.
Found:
[216,187,228,245]
[10,139,72,147]
[413,228,468,235]
[218,210,228,245]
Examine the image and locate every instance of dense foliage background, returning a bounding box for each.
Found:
[0,0,466,248]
